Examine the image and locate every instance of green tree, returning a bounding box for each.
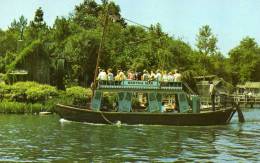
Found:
[9,15,27,41]
[228,37,260,84]
[196,25,218,56]
[27,7,48,40]
[195,25,218,75]
[63,29,101,85]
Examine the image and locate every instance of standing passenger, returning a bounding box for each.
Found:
[209,81,216,111]
[168,72,174,82]
[173,69,182,82]
[150,70,156,81]
[98,69,107,80]
[115,70,121,81]
[107,68,114,80]
[127,69,135,80]
[155,69,162,81]
[142,70,150,81]
[162,70,168,82]
[119,70,126,81]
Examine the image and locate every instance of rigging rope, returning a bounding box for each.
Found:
[123,17,150,29]
[99,111,114,125]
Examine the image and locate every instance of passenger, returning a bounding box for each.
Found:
[119,70,126,81]
[168,71,174,82]
[209,81,216,111]
[107,68,114,80]
[173,69,182,82]
[135,71,142,80]
[127,69,135,80]
[97,69,107,80]
[162,70,168,82]
[115,70,121,81]
[142,69,150,81]
[150,70,156,81]
[155,69,162,81]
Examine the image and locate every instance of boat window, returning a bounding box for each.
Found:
[179,94,186,102]
[118,93,124,100]
[125,93,131,100]
[149,94,156,101]
[95,91,102,100]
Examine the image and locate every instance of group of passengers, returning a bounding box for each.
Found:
[98,68,182,82]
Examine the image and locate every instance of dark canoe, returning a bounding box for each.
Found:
[56,104,236,126]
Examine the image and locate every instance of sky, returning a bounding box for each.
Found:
[0,0,260,55]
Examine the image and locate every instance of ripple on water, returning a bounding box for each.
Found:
[1,112,260,162]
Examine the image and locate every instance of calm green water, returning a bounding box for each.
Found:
[1,109,260,162]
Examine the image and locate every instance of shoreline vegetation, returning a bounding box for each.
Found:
[0,82,92,114]
[0,81,118,114]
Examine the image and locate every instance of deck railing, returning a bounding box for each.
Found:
[97,80,183,91]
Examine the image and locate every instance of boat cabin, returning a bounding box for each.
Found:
[91,80,200,113]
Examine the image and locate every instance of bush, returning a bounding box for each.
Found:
[65,86,92,106]
[0,82,59,113]
[0,82,97,113]
[102,92,117,109]
[26,84,58,102]
[5,81,58,103]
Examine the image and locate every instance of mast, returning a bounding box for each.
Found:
[92,2,110,92]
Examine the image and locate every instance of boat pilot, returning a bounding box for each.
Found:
[209,81,216,111]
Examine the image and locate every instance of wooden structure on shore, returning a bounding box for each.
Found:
[194,75,233,108]
[231,94,260,108]
[234,82,260,108]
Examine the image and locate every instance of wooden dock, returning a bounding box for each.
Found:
[231,94,260,108]
[200,94,260,108]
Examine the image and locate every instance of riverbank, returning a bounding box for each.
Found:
[0,82,92,114]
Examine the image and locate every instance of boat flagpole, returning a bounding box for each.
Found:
[92,2,110,94]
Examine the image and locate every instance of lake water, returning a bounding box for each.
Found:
[0,108,260,162]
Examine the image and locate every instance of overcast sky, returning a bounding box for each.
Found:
[1,0,260,55]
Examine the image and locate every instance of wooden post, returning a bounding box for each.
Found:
[92,3,110,92]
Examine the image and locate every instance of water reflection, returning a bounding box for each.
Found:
[0,109,260,162]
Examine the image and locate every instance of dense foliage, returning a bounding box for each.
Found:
[0,0,260,89]
[0,82,92,113]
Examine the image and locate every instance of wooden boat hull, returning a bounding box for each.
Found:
[55,104,236,126]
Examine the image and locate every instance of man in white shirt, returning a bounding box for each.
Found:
[209,81,216,111]
[98,69,107,80]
